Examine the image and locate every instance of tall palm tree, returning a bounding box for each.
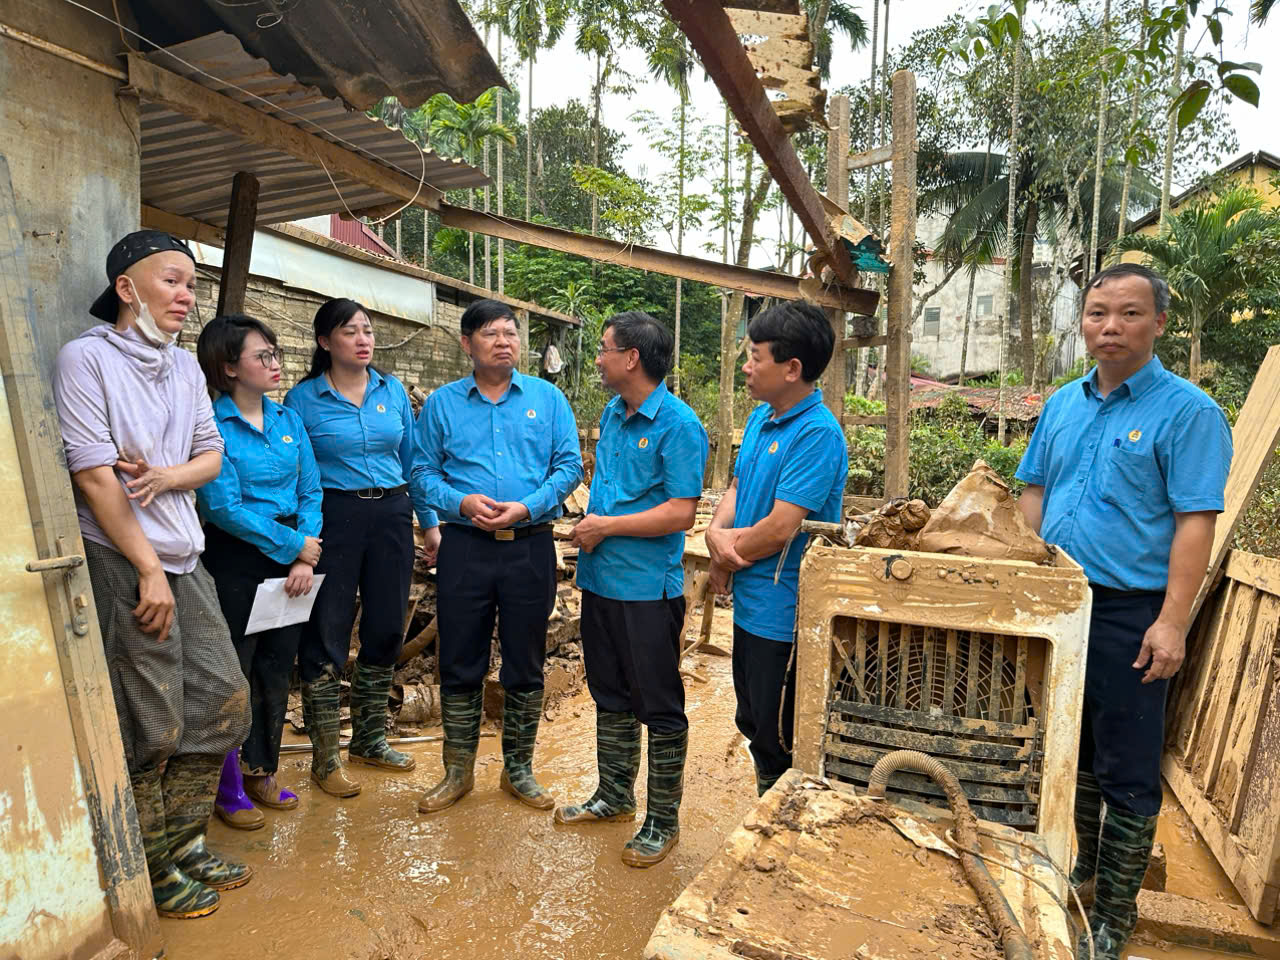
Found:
[1085,0,1113,283]
[802,0,869,80]
[430,91,516,285]
[1112,186,1280,384]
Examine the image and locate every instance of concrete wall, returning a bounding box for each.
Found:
[0,0,140,376]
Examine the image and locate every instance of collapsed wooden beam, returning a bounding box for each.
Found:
[436,203,878,314]
[124,54,444,214]
[662,0,859,287]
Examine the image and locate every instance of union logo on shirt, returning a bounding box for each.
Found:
[377,404,387,413]
[768,441,779,454]
[282,435,294,444]
[527,409,537,419]
[638,437,649,449]
[1128,429,1142,443]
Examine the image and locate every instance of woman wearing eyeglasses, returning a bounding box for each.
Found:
[194,314,324,829]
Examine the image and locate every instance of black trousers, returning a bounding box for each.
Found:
[436,525,556,694]
[1079,585,1170,817]
[201,523,302,775]
[580,589,688,735]
[298,490,414,683]
[732,624,797,782]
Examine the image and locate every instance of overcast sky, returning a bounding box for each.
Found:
[478,2,1278,270]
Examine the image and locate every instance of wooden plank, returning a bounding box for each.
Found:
[923,627,937,711]
[1013,635,1028,725]
[849,143,894,170]
[853,620,868,702]
[822,755,1038,809]
[843,414,888,427]
[140,204,226,246]
[0,157,163,957]
[965,631,980,717]
[1188,586,1261,794]
[824,740,1032,786]
[943,629,958,716]
[1226,550,1280,598]
[895,624,909,709]
[1220,593,1280,830]
[125,55,444,212]
[215,171,259,316]
[436,202,878,314]
[878,620,889,706]
[988,632,1005,721]
[826,718,1032,762]
[1136,890,1280,958]
[1192,344,1280,621]
[831,698,1038,740]
[1171,578,1238,757]
[724,8,809,40]
[882,70,917,498]
[822,94,850,424]
[842,333,890,349]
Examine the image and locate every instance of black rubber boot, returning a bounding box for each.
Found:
[348,661,416,771]
[1071,770,1104,906]
[554,709,641,824]
[131,765,220,918]
[418,689,483,814]
[622,729,687,868]
[1080,805,1159,960]
[163,753,253,891]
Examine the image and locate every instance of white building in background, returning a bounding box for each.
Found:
[907,216,1082,382]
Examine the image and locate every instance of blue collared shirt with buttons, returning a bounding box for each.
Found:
[196,394,324,566]
[732,390,849,643]
[1016,355,1232,591]
[577,382,709,602]
[283,368,438,529]
[416,370,583,526]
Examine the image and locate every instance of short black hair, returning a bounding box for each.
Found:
[197,313,279,395]
[1085,263,1171,315]
[746,301,834,382]
[460,298,518,336]
[604,311,674,382]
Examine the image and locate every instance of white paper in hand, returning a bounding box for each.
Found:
[244,575,326,635]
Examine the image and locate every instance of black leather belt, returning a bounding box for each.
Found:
[449,522,553,542]
[325,484,408,500]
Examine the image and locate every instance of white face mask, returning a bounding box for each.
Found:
[123,276,179,347]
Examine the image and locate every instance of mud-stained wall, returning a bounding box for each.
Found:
[0,375,115,957]
[0,0,141,378]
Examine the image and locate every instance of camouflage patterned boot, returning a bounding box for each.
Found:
[499,688,555,810]
[622,728,687,868]
[163,754,253,891]
[554,709,641,824]
[753,754,782,797]
[1079,805,1159,960]
[130,765,220,918]
[302,671,361,797]
[348,661,416,771]
[1071,770,1104,905]
[418,689,483,814]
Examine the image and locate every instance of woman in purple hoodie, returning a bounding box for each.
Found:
[52,230,252,919]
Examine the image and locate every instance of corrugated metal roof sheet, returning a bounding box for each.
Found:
[129,0,505,111]
[139,33,489,229]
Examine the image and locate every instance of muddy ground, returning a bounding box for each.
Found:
[162,610,1246,960]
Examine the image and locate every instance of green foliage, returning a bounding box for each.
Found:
[1050,355,1090,387]
[968,368,1025,387]
[911,353,933,375]
[1235,452,1280,559]
[845,394,886,416]
[570,165,658,244]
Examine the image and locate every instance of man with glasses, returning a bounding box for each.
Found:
[555,312,708,867]
[415,299,583,815]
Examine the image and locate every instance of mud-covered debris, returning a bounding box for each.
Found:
[915,460,1055,564]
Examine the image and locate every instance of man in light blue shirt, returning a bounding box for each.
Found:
[556,312,708,868]
[705,302,848,797]
[416,299,582,816]
[1016,263,1232,960]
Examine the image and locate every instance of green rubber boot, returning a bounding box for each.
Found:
[1071,770,1104,904]
[163,754,252,891]
[131,765,220,918]
[348,661,415,771]
[622,728,687,868]
[500,688,555,810]
[302,671,361,797]
[1079,805,1159,960]
[554,709,641,824]
[418,689,483,814]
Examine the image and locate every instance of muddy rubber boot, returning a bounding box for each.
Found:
[243,773,298,811]
[1071,770,1104,907]
[131,765,220,919]
[622,729,687,868]
[418,690,483,814]
[163,754,253,891]
[752,755,782,798]
[214,749,265,830]
[1079,805,1159,960]
[348,661,416,771]
[302,672,361,798]
[554,709,641,824]
[499,688,555,810]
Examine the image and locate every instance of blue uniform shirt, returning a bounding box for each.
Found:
[577,382,709,602]
[283,368,438,529]
[1015,355,1232,591]
[196,394,324,566]
[416,370,583,525]
[732,390,849,642]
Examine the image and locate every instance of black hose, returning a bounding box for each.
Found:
[867,749,1036,960]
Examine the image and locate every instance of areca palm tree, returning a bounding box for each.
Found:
[1112,186,1280,384]
[803,0,869,81]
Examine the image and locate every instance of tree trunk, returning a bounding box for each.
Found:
[863,0,878,223]
[1159,24,1186,225]
[1017,199,1039,380]
[483,17,492,290]
[712,158,772,489]
[877,0,890,233]
[959,263,977,386]
[526,56,534,222]
[395,216,402,258]
[998,25,1024,445]
[1086,0,1112,284]
[591,53,602,237]
[1117,0,1148,242]
[497,26,505,293]
[468,184,476,286]
[674,93,687,394]
[1190,311,1203,384]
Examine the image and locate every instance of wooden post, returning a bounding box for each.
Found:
[517,307,531,374]
[215,171,259,317]
[824,95,850,423]
[884,71,917,498]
